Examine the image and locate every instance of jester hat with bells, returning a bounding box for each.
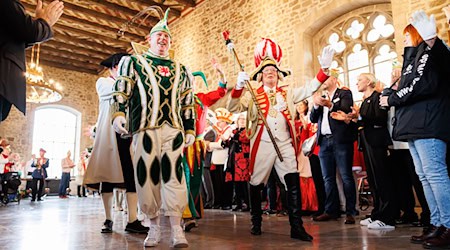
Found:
[250,38,291,82]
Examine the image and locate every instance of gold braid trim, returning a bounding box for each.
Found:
[185,130,195,136]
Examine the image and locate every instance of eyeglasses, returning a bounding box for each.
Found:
[262,68,278,74]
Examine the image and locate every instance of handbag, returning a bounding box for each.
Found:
[301,134,317,156]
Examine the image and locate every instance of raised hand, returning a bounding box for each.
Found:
[36,0,64,27]
[410,10,436,40]
[318,45,335,69]
[211,58,226,83]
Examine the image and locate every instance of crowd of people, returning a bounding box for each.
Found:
[0,0,449,249]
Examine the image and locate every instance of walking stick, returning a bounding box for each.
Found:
[222,31,283,162]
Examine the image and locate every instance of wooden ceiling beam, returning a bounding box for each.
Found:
[51,1,150,35]
[75,0,158,26]
[174,0,196,8]
[53,34,121,54]
[38,45,102,65]
[46,39,113,58]
[21,1,144,42]
[53,23,129,49]
[26,57,99,75]
[32,51,99,71]
[127,0,182,17]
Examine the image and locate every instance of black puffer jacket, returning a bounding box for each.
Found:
[388,38,450,142]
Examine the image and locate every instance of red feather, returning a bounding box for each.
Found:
[222,30,230,41]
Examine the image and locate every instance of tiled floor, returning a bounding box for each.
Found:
[0,196,425,249]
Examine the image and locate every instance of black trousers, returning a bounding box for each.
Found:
[234,182,249,207]
[310,154,325,214]
[77,185,86,196]
[211,165,225,207]
[31,178,44,200]
[361,132,396,225]
[390,149,430,224]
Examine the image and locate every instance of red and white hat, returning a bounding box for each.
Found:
[254,38,283,67]
[250,38,291,82]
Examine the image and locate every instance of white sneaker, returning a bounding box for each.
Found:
[144,225,161,247]
[171,225,189,248]
[367,220,395,230]
[360,217,373,226]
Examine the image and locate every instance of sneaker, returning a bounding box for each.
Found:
[171,225,189,248]
[101,219,113,233]
[360,217,373,226]
[144,225,161,247]
[125,220,149,234]
[367,220,395,230]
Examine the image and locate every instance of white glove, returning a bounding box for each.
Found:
[113,116,128,135]
[227,42,235,52]
[184,134,195,147]
[410,10,436,40]
[236,71,249,90]
[317,45,335,69]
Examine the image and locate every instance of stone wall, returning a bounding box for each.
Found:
[0,66,99,159]
[170,0,448,91]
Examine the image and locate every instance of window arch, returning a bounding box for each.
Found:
[314,4,397,101]
[32,105,81,178]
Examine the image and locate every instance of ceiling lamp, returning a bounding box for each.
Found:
[25,44,63,103]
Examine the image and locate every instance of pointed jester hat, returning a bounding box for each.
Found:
[150,8,171,38]
[250,38,291,82]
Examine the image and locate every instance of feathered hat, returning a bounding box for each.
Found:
[215,108,233,124]
[250,38,291,81]
[150,8,171,37]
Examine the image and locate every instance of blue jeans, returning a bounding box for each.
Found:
[408,138,450,228]
[58,173,71,196]
[318,136,357,216]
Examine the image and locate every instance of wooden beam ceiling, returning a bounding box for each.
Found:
[22,0,199,75]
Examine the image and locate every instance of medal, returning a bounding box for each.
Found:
[269,108,277,118]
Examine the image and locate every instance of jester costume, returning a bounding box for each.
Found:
[111,50,195,219]
[182,83,227,220]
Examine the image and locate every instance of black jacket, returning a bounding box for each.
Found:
[359,91,392,148]
[388,39,450,142]
[310,88,357,145]
[0,0,53,119]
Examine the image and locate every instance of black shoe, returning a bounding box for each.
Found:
[232,205,242,212]
[125,220,148,234]
[183,219,198,232]
[263,209,277,215]
[251,225,262,235]
[30,199,36,202]
[221,206,232,210]
[291,226,313,242]
[101,219,113,233]
[37,198,43,201]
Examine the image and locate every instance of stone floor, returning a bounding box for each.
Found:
[0,196,426,250]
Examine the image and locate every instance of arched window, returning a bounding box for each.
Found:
[32,106,81,179]
[314,4,397,101]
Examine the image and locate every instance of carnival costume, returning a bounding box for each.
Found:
[228,38,334,241]
[111,9,194,248]
[182,73,227,229]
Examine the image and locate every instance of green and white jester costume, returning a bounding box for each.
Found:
[111,50,195,219]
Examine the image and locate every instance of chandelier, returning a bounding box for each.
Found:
[25,44,63,103]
